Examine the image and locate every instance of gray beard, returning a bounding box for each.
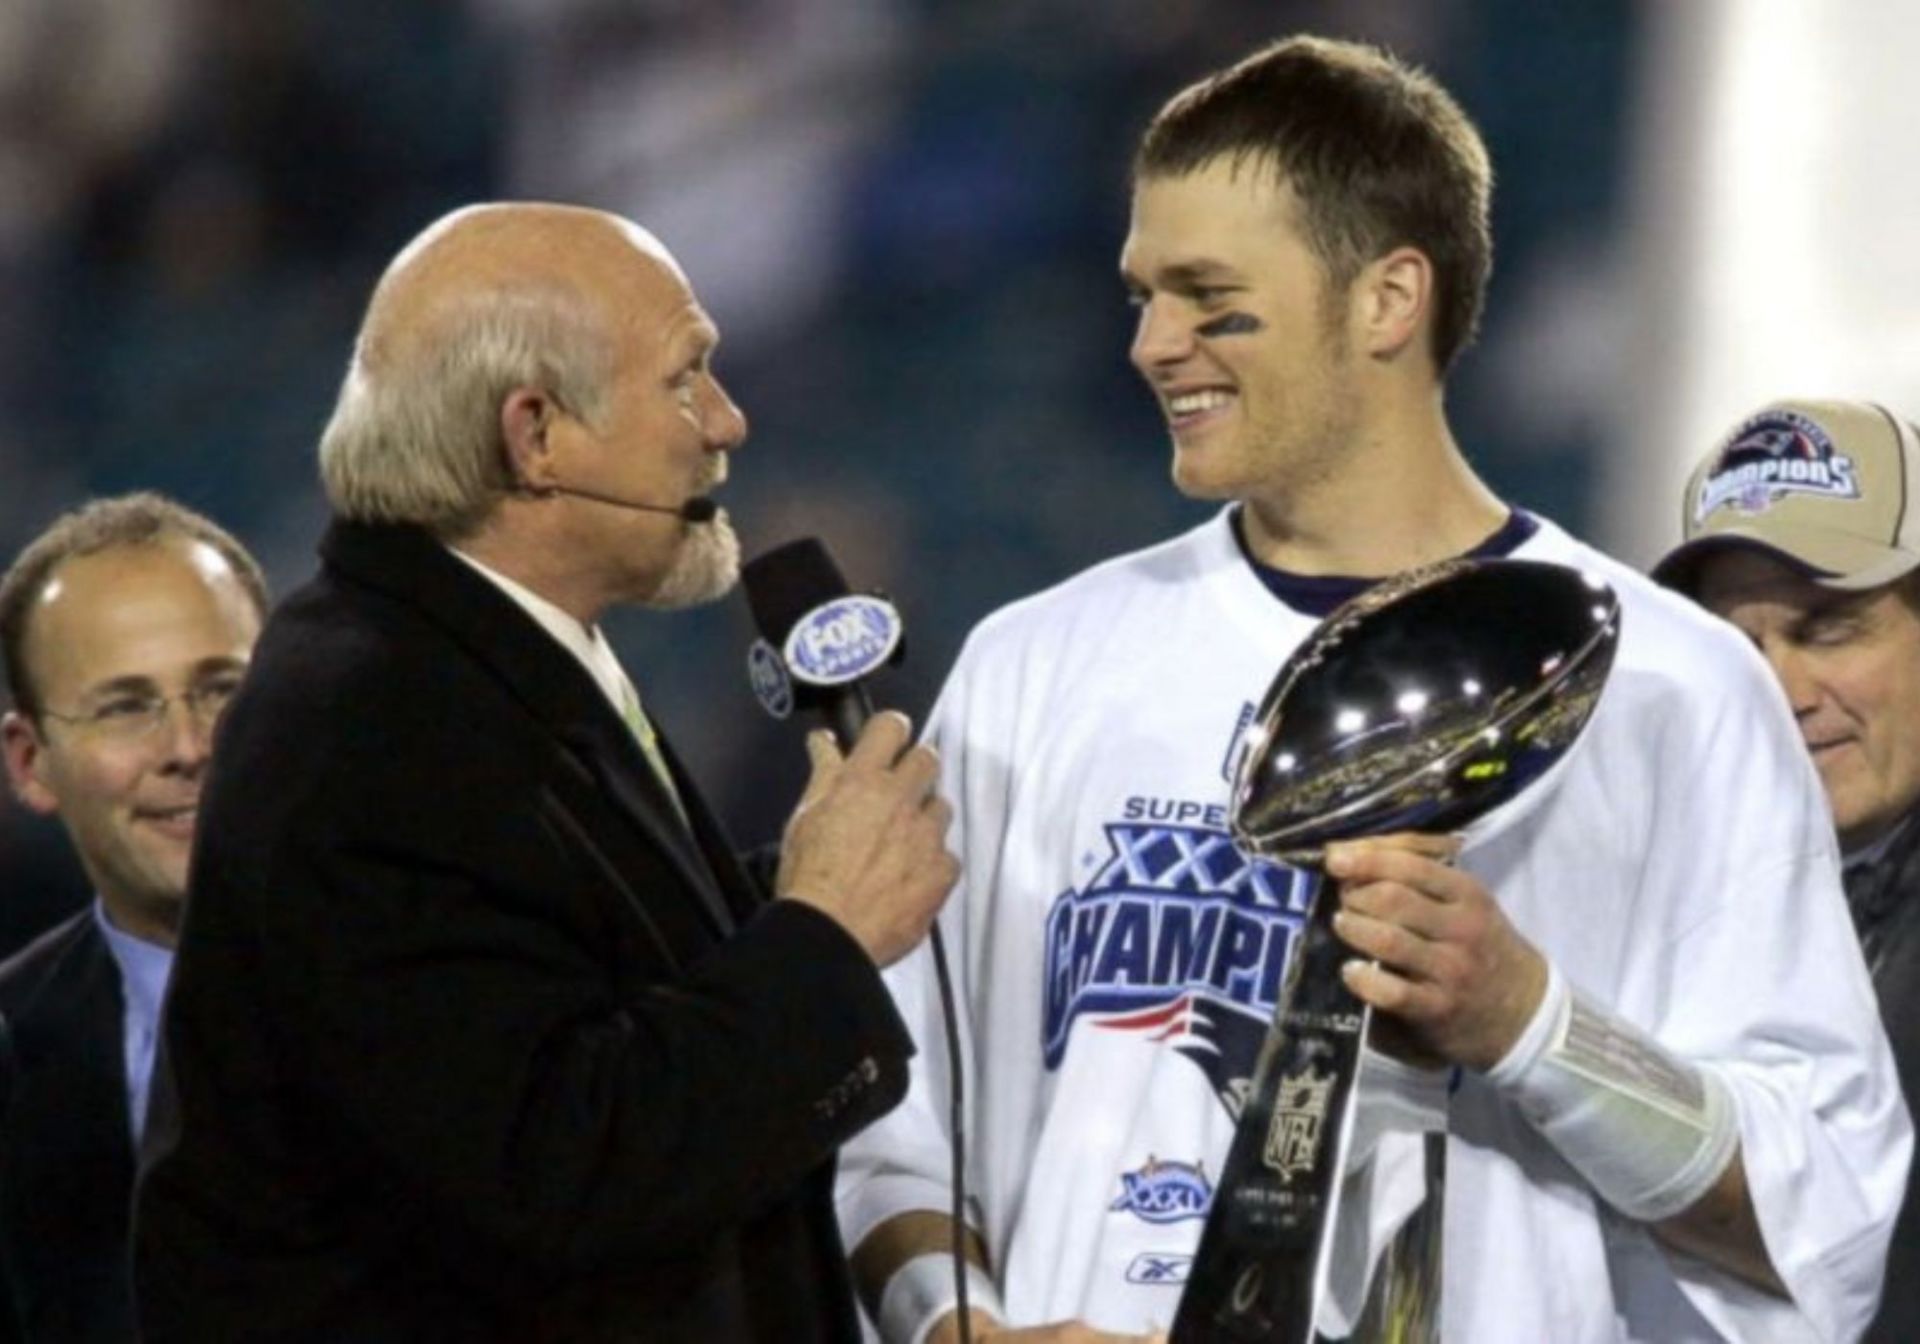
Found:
[643,509,741,610]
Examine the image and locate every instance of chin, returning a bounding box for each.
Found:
[644,516,741,610]
[1171,462,1252,506]
[117,867,190,923]
[131,845,192,898]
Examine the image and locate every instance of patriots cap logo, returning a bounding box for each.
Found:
[1694,408,1860,523]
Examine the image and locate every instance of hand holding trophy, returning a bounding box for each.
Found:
[1171,558,1622,1344]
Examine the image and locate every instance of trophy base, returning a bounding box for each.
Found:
[1171,887,1363,1344]
[1170,887,1444,1344]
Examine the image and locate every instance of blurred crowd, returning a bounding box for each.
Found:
[0,0,1632,956]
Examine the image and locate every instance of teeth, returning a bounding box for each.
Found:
[1168,389,1232,416]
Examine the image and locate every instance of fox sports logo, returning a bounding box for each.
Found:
[783,595,902,687]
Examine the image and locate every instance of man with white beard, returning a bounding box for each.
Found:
[135,202,958,1343]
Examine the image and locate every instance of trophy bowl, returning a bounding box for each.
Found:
[1229,558,1622,865]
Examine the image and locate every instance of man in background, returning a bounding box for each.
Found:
[134,202,957,1342]
[1656,397,1920,1342]
[838,37,1907,1342]
[0,493,266,1341]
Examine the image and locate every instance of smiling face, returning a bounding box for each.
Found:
[1,537,262,942]
[1121,158,1362,506]
[1696,548,1920,851]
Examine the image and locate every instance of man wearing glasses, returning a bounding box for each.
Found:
[0,492,266,1341]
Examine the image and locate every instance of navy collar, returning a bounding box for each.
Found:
[1233,506,1540,617]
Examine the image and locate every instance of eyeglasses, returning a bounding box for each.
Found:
[38,677,244,744]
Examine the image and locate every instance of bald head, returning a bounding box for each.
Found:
[319,202,695,537]
[365,204,687,361]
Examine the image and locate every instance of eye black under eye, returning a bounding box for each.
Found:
[1197,311,1264,338]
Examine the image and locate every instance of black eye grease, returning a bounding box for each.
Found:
[1197,311,1263,337]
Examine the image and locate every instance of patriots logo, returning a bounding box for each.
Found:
[1042,817,1312,1117]
[1091,994,1271,1118]
[1696,408,1860,520]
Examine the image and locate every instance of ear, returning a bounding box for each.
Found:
[2,711,61,817]
[499,386,562,493]
[1353,246,1434,363]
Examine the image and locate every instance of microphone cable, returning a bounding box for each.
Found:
[741,541,978,1344]
[929,922,972,1344]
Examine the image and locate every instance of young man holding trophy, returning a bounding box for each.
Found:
[838,35,1909,1343]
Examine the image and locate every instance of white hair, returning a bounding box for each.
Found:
[318,277,614,537]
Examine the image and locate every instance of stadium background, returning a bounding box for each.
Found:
[2,0,1912,954]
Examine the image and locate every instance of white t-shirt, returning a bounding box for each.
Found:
[837,509,1909,1342]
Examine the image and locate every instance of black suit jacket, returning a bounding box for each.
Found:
[134,521,912,1342]
[0,910,135,1342]
[1850,812,1920,1343]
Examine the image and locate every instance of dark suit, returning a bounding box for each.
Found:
[134,520,913,1342]
[0,910,137,1342]
[1850,811,1920,1343]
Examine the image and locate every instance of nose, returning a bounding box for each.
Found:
[155,697,216,774]
[1129,295,1195,376]
[1763,641,1823,718]
[703,375,748,451]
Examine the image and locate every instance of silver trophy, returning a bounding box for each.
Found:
[1171,557,1621,1344]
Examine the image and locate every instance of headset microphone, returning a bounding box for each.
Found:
[537,483,718,523]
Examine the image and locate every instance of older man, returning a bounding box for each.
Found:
[0,493,266,1341]
[1656,397,1920,1343]
[133,203,957,1342]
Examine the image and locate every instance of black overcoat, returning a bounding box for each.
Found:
[134,520,910,1342]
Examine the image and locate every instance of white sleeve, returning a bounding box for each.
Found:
[1624,647,1911,1341]
[835,638,997,1263]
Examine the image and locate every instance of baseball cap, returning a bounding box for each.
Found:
[1653,398,1920,595]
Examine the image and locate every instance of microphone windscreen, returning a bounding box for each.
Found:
[743,538,851,644]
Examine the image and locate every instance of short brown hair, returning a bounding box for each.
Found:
[0,492,269,716]
[1135,34,1494,374]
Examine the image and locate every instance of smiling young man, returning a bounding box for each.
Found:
[0,493,266,1341]
[1656,397,1920,1342]
[838,36,1908,1343]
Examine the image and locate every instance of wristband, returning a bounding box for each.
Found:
[1486,960,1738,1223]
[877,1251,1006,1344]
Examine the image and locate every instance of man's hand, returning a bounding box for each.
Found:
[929,1316,1165,1344]
[775,711,959,968]
[1325,833,1547,1072]
[853,1212,1165,1344]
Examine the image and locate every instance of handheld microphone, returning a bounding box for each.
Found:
[536,483,719,523]
[740,537,974,1344]
[741,538,905,748]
